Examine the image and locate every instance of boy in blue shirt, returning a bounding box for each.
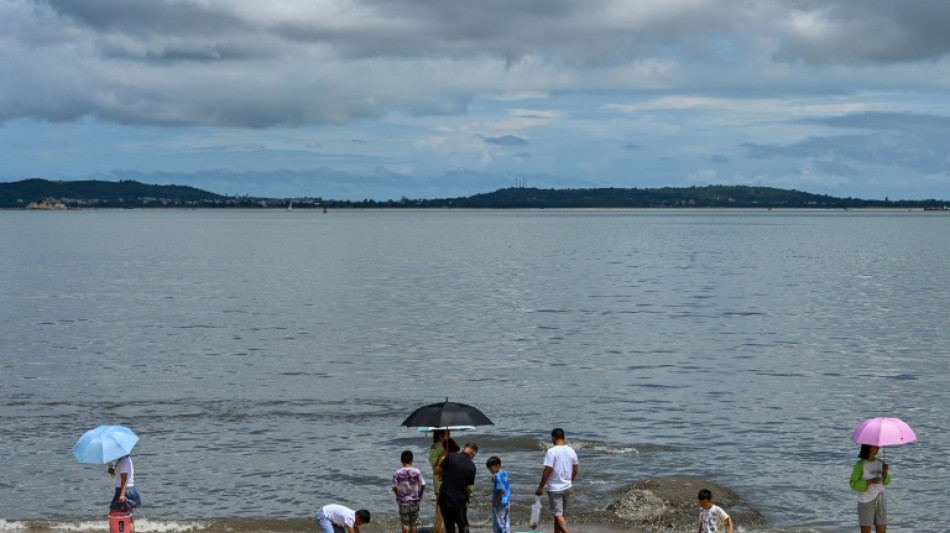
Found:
[485,456,510,533]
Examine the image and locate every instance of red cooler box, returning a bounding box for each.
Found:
[108,510,133,533]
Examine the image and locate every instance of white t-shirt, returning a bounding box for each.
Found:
[322,504,356,527]
[542,444,578,492]
[857,458,886,503]
[114,456,134,488]
[699,504,730,533]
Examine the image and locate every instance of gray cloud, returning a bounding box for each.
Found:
[809,159,858,177]
[745,110,950,175]
[46,0,243,34]
[3,0,950,128]
[772,0,950,63]
[810,111,950,135]
[744,131,947,174]
[478,134,528,146]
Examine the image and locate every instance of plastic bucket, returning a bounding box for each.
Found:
[108,510,132,533]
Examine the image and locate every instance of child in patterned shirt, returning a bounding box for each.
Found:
[393,450,427,533]
[697,489,733,533]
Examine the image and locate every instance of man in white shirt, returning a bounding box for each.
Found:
[315,503,371,533]
[535,428,578,533]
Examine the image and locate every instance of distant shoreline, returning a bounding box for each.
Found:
[2,179,949,209]
[5,206,949,212]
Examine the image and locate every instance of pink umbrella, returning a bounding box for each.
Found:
[851,417,917,447]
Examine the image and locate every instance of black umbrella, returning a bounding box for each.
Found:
[400,400,494,428]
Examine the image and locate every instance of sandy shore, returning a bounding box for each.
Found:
[420,524,649,533]
[435,475,764,533]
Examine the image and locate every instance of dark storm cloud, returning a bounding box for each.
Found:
[4,0,950,128]
[273,0,597,61]
[45,0,244,35]
[773,0,950,63]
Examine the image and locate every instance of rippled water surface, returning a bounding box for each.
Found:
[1,209,948,533]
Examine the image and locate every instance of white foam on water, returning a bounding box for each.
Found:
[592,445,640,455]
[0,519,211,533]
[134,519,211,533]
[567,441,640,455]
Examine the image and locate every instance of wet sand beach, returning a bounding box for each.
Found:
[460,525,649,533]
[1,519,650,533]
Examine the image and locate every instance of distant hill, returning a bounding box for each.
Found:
[340,186,948,209]
[420,185,853,208]
[0,178,226,208]
[2,178,948,209]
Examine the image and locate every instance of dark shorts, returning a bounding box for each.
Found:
[110,487,142,511]
[439,503,470,533]
[399,502,420,526]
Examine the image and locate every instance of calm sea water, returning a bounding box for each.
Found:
[1,209,947,533]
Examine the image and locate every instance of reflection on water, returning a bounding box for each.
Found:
[1,209,948,532]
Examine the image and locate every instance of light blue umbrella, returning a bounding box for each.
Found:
[415,425,476,432]
[72,425,139,464]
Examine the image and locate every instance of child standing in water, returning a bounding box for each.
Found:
[697,489,733,533]
[393,450,426,533]
[485,456,510,533]
[850,444,890,533]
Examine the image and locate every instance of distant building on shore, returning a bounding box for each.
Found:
[26,199,68,210]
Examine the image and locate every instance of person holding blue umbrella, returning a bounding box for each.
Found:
[108,453,141,513]
[73,425,143,533]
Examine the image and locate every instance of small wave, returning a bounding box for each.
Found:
[579,444,640,455]
[884,374,918,381]
[139,520,211,533]
[558,440,640,455]
[0,519,211,533]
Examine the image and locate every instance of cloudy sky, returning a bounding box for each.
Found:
[2,0,950,200]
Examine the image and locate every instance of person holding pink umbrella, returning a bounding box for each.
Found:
[849,417,917,533]
[850,444,889,533]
